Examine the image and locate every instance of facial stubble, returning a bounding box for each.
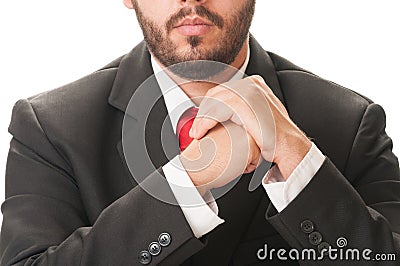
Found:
[133,1,255,79]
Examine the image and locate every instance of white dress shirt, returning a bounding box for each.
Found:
[151,45,325,238]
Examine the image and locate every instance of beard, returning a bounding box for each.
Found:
[133,1,255,80]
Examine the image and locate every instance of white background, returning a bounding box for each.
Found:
[0,1,399,225]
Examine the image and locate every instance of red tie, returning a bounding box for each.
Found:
[177,107,198,151]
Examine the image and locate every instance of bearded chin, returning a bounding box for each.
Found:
[187,36,202,48]
[168,59,229,81]
[136,1,255,80]
[161,36,228,80]
[144,30,245,79]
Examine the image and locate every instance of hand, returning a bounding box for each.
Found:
[189,75,312,180]
[180,121,261,195]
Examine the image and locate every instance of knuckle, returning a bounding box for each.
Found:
[246,93,259,107]
[249,75,264,84]
[208,85,225,95]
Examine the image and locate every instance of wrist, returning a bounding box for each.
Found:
[275,131,312,180]
[179,140,213,195]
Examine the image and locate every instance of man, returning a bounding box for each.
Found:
[1,0,399,265]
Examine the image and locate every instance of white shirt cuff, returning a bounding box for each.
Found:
[262,142,325,212]
[162,156,224,238]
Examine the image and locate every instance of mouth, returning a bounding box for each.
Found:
[173,16,215,36]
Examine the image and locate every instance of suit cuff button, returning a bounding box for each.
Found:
[309,231,323,245]
[148,242,162,256]
[138,250,152,265]
[300,220,314,234]
[318,242,331,255]
[158,232,171,247]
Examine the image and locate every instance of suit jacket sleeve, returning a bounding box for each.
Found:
[0,99,205,265]
[266,103,400,265]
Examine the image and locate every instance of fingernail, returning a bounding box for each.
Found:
[189,128,194,138]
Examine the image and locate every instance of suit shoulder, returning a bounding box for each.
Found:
[10,56,126,155]
[267,51,372,111]
[25,55,125,114]
[267,51,312,74]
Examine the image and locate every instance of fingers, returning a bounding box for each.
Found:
[191,90,237,139]
[265,91,289,117]
[252,75,289,118]
[190,75,286,164]
[191,80,265,143]
[190,117,219,139]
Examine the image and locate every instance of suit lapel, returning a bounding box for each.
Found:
[108,41,154,114]
[109,36,284,264]
[247,35,284,104]
[110,41,179,184]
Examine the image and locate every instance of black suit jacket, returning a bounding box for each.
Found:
[1,36,399,265]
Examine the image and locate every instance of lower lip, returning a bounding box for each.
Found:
[174,24,213,36]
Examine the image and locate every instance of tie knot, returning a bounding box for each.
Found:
[177,107,198,151]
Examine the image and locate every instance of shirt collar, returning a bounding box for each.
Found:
[151,43,251,133]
